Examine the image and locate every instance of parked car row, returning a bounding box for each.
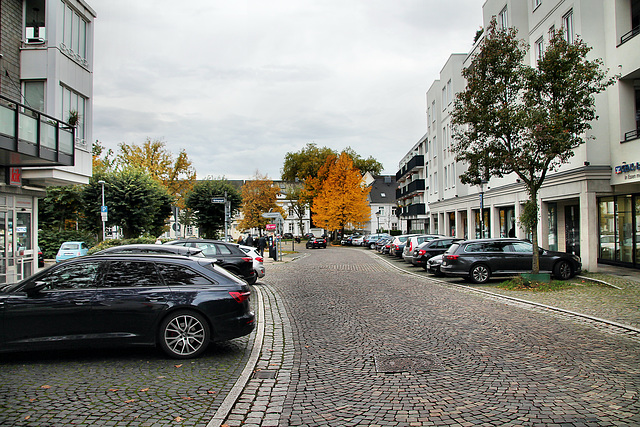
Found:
[376,234,582,284]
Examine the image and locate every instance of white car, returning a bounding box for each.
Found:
[239,245,266,279]
[351,235,366,246]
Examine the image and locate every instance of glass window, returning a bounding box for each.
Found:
[194,242,217,256]
[61,85,86,142]
[498,7,508,29]
[38,261,101,290]
[599,197,615,261]
[61,1,88,62]
[158,263,215,286]
[23,81,45,113]
[16,212,31,251]
[563,10,574,43]
[511,241,533,253]
[102,261,162,288]
[617,195,633,263]
[535,37,544,63]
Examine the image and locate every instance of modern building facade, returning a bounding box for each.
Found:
[398,0,640,271]
[0,0,96,282]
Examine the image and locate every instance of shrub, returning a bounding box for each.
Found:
[88,237,158,254]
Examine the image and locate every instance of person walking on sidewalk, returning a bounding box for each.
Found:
[258,235,267,257]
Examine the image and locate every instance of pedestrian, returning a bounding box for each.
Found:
[245,234,254,247]
[258,235,267,257]
[237,235,245,245]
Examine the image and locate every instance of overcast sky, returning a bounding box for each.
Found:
[93,0,483,181]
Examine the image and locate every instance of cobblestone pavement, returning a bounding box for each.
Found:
[377,251,640,331]
[0,320,254,426]
[226,246,640,426]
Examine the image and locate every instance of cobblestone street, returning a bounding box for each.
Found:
[227,246,640,426]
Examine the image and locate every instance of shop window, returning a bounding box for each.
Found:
[599,197,615,261]
[548,203,558,251]
[616,195,634,263]
[16,212,31,252]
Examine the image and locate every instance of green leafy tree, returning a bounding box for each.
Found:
[452,19,616,273]
[185,179,241,239]
[38,185,85,231]
[281,143,382,182]
[82,169,173,239]
[92,140,116,175]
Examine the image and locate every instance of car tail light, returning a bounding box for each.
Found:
[444,254,459,261]
[229,291,251,303]
[418,250,426,256]
[256,256,264,263]
[241,257,253,263]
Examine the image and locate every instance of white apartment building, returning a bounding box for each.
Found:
[0,0,95,282]
[399,0,640,271]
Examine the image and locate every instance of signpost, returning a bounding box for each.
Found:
[261,212,285,260]
[212,193,230,241]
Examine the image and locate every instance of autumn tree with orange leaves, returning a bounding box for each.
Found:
[238,173,287,233]
[117,138,196,208]
[311,153,371,236]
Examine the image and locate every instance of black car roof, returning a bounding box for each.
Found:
[95,244,203,255]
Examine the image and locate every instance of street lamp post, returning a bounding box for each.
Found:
[375,210,381,233]
[98,180,106,241]
[478,180,488,238]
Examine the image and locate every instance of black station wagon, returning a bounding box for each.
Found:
[0,254,255,359]
[440,238,582,284]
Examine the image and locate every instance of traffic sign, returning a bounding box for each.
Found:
[266,224,276,231]
[261,212,282,218]
[101,205,108,213]
[211,197,225,204]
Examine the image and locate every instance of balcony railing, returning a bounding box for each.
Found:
[619,25,640,46]
[399,203,426,217]
[622,128,640,143]
[0,94,74,167]
[395,154,425,181]
[396,179,426,199]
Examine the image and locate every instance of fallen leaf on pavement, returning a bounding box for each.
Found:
[140,388,150,392]
[174,364,183,368]
[40,385,51,389]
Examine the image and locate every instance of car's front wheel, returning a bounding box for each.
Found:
[159,311,210,359]
[469,264,491,284]
[553,260,573,280]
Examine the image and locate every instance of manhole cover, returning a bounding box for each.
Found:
[253,370,277,379]
[374,355,437,373]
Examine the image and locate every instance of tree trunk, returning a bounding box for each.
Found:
[531,195,540,274]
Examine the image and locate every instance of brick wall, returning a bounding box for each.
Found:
[0,0,23,102]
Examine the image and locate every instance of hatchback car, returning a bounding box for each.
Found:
[166,239,256,284]
[0,254,255,359]
[412,238,463,269]
[388,234,420,257]
[440,238,582,283]
[55,241,89,262]
[306,236,327,249]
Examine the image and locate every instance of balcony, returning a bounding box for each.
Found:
[400,203,426,217]
[396,179,426,199]
[395,155,425,181]
[619,25,640,46]
[0,95,74,167]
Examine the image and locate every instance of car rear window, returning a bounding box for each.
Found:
[61,243,79,250]
[445,243,460,254]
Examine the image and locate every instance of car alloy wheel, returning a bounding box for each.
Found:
[554,260,573,280]
[159,311,210,359]
[470,264,490,284]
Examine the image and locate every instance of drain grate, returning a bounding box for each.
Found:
[374,355,437,373]
[253,370,278,379]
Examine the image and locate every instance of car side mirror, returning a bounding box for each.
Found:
[24,281,47,296]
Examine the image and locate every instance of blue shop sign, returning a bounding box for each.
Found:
[615,162,640,174]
